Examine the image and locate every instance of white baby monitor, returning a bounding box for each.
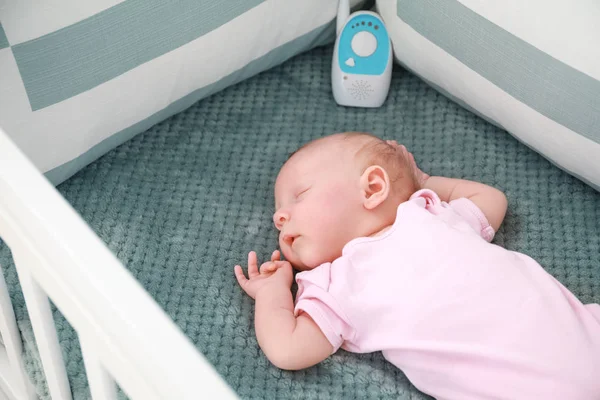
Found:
[332,0,393,108]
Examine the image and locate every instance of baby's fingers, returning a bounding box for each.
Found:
[234,265,248,287]
[247,251,259,278]
[271,249,281,262]
[260,262,278,274]
[234,265,256,299]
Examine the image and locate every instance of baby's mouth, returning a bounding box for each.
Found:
[283,233,298,247]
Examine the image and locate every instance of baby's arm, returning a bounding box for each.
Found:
[254,278,333,370]
[423,176,508,232]
[235,251,333,370]
[386,141,507,231]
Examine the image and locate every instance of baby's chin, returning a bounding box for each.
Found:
[283,251,314,271]
[283,248,331,272]
[291,260,316,272]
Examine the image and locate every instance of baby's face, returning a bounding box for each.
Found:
[273,142,365,271]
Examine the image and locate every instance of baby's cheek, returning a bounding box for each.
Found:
[311,210,343,245]
[320,185,348,213]
[280,244,301,269]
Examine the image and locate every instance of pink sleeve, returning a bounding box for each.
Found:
[448,197,496,242]
[293,264,354,353]
[410,189,495,242]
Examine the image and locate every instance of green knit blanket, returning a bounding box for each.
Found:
[1,44,599,400]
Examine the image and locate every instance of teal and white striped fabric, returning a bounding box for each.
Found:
[0,0,365,185]
[377,0,600,191]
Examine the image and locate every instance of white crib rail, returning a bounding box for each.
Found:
[0,128,238,400]
[0,252,37,399]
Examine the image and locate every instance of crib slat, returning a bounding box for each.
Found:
[13,253,72,400]
[81,336,117,400]
[0,262,37,400]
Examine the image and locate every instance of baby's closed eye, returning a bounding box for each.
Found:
[295,187,311,200]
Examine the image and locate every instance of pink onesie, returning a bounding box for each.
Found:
[294,189,600,400]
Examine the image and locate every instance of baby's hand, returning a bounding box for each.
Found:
[386,140,430,189]
[234,250,293,300]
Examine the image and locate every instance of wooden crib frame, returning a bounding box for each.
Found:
[0,127,237,399]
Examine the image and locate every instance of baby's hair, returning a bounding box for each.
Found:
[288,132,418,202]
[344,132,418,201]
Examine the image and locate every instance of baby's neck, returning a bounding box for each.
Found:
[363,198,405,238]
[369,225,392,237]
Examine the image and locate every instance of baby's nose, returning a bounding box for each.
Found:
[273,210,289,230]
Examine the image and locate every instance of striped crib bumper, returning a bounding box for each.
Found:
[0,0,366,185]
[377,0,600,191]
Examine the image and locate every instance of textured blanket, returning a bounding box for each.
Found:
[1,44,599,400]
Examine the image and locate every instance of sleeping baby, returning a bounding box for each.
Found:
[234,132,600,400]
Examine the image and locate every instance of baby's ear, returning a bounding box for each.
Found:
[360,165,390,210]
